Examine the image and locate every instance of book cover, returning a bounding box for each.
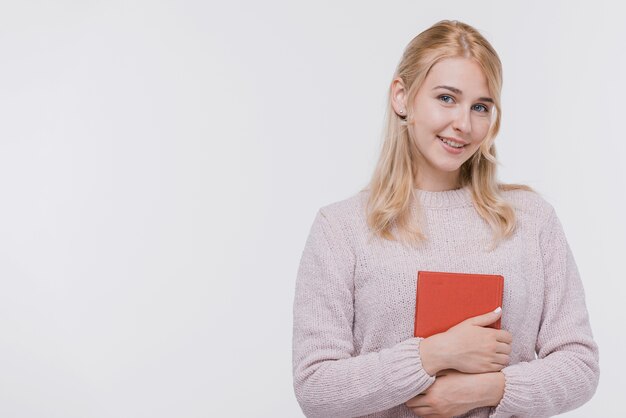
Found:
[414,270,504,338]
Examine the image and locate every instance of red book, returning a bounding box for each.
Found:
[414,271,504,338]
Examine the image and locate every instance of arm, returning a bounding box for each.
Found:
[490,207,600,417]
[405,370,505,416]
[292,210,435,418]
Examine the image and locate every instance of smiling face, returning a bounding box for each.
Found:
[392,56,494,191]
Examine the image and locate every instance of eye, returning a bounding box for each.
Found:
[438,95,455,104]
[472,103,490,113]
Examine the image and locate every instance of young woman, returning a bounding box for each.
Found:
[292,20,599,418]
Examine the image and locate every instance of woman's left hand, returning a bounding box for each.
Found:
[404,370,494,417]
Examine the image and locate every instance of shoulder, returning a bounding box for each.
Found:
[317,189,368,225]
[309,189,370,248]
[301,190,368,261]
[499,185,555,226]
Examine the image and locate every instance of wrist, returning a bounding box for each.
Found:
[480,371,505,407]
[418,334,448,376]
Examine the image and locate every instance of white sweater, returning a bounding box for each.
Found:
[292,185,599,417]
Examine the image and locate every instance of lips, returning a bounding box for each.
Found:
[437,135,469,146]
[437,136,467,154]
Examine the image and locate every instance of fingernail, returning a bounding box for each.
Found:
[493,307,502,313]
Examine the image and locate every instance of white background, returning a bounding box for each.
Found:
[0,0,624,417]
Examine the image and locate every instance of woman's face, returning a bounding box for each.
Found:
[393,57,494,190]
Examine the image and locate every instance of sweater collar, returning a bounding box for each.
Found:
[413,185,473,208]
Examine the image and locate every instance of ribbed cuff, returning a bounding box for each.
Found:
[382,337,436,396]
[489,364,535,417]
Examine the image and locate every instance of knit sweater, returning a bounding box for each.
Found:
[292,185,599,418]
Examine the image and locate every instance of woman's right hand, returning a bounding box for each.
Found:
[419,308,512,376]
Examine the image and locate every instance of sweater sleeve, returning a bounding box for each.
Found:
[292,209,436,418]
[490,207,600,417]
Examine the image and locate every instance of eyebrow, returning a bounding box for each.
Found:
[433,85,494,103]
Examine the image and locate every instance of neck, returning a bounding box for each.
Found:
[414,172,461,191]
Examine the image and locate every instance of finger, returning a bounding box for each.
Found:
[405,395,429,407]
[436,369,463,377]
[493,353,510,365]
[496,330,513,344]
[466,307,502,327]
[496,341,512,354]
[410,406,434,416]
[405,394,427,405]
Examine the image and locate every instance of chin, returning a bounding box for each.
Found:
[436,163,464,173]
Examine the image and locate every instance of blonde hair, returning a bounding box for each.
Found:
[364,20,533,251]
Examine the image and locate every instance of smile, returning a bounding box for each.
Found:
[437,136,466,148]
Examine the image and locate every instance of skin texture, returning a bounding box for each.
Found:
[391,56,493,192]
[405,370,506,417]
[420,309,512,376]
[407,309,511,416]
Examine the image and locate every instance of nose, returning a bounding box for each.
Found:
[452,107,471,135]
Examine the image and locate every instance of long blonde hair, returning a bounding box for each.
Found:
[364,20,533,251]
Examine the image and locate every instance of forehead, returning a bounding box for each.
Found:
[422,57,490,98]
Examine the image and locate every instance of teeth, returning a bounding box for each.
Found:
[439,136,465,148]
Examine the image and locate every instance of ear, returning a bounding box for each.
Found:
[390,77,407,117]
